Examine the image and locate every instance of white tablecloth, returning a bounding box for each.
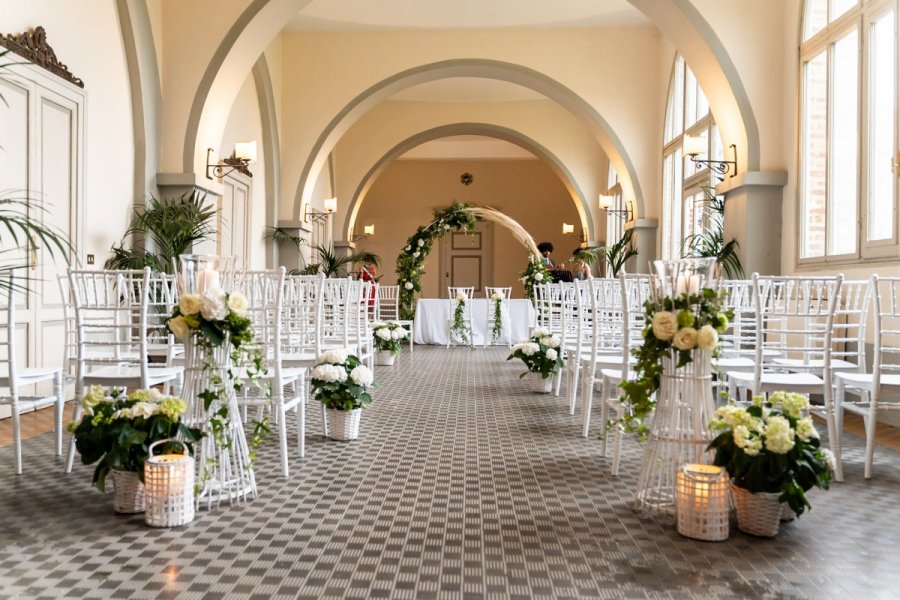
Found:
[413,298,536,345]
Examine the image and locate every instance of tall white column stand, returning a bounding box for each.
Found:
[182,333,257,510]
[634,349,717,515]
[634,256,719,516]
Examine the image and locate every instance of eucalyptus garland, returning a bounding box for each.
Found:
[451,293,472,345]
[396,203,478,320]
[490,292,504,344]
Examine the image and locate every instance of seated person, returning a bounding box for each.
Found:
[571,248,591,280]
[537,241,556,268]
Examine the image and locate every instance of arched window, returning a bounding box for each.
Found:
[661,55,723,260]
[800,0,898,261]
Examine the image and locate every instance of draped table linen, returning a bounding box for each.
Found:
[413,298,535,346]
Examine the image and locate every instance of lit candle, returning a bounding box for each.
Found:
[197,269,220,293]
[675,274,702,296]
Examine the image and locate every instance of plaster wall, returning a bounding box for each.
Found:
[355,159,580,298]
[0,0,135,263]
[330,99,609,242]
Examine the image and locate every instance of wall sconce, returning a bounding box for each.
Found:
[562,223,587,243]
[303,197,337,223]
[351,224,375,241]
[683,135,738,178]
[206,141,256,180]
[599,194,633,221]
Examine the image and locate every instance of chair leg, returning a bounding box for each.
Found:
[822,380,843,483]
[278,402,289,478]
[611,420,623,477]
[581,370,594,438]
[554,364,563,397]
[65,402,83,474]
[599,376,610,457]
[298,397,306,459]
[12,408,22,475]
[567,363,580,416]
[864,391,878,480]
[54,371,64,456]
[321,402,329,438]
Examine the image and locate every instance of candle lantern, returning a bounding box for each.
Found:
[144,440,195,528]
[178,254,235,295]
[675,463,730,541]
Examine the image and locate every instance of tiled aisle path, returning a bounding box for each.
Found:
[2,347,900,599]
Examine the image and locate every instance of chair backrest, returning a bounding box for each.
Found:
[235,267,286,369]
[448,286,475,316]
[584,275,625,366]
[281,273,324,356]
[868,276,900,383]
[752,274,844,382]
[320,277,353,351]
[485,286,512,300]
[145,272,179,363]
[377,285,403,321]
[57,272,77,378]
[719,279,756,358]
[0,272,22,399]
[68,267,153,386]
[832,279,869,370]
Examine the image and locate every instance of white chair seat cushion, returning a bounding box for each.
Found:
[713,357,755,371]
[728,370,824,387]
[0,366,62,384]
[0,394,59,411]
[835,372,900,388]
[772,358,858,371]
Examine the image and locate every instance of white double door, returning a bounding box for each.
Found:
[0,65,82,407]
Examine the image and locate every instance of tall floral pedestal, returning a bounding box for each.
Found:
[182,334,256,509]
[634,350,718,515]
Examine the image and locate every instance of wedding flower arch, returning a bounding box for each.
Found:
[395,203,551,319]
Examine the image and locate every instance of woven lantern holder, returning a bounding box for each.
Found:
[675,463,730,541]
[144,440,195,527]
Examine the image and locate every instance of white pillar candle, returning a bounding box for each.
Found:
[198,269,220,293]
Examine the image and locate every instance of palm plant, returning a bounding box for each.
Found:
[264,227,380,277]
[105,191,216,273]
[605,228,638,277]
[681,186,744,279]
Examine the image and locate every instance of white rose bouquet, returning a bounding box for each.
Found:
[371,321,409,354]
[167,288,254,349]
[310,353,375,411]
[707,392,833,516]
[618,287,733,438]
[68,386,203,492]
[507,328,564,379]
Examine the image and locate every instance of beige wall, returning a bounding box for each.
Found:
[355,159,580,298]
[1,1,134,263]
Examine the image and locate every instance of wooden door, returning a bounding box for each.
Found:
[217,175,251,268]
[439,222,493,298]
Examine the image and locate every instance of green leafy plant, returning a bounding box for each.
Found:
[605,228,638,277]
[310,351,375,411]
[708,392,834,516]
[450,291,472,346]
[616,288,732,439]
[371,321,409,354]
[489,290,505,343]
[519,256,552,302]
[310,244,380,278]
[105,191,217,273]
[68,386,203,491]
[682,186,744,279]
[396,203,479,319]
[507,327,563,379]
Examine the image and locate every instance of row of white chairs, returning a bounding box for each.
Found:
[534,273,900,482]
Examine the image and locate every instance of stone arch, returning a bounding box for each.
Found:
[343,123,594,241]
[293,59,645,223]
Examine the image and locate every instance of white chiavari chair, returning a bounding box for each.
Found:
[447,286,475,348]
[376,285,414,354]
[484,286,513,348]
[834,275,900,479]
[64,268,184,472]
[0,272,65,474]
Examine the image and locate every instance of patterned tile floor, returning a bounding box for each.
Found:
[1,347,900,599]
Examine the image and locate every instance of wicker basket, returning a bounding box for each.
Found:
[376,350,396,366]
[111,469,145,514]
[530,372,553,394]
[144,440,195,528]
[326,408,361,441]
[732,485,783,537]
[675,464,730,541]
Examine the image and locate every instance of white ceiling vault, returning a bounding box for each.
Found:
[288,0,651,31]
[288,1,650,158]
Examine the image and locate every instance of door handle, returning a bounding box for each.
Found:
[30,245,39,270]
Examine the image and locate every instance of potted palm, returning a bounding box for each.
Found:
[507,327,563,393]
[68,386,203,513]
[707,392,834,537]
[310,350,375,440]
[371,321,409,366]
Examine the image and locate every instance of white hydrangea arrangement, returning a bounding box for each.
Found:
[707,391,834,516]
[371,321,410,354]
[310,351,375,411]
[507,327,564,379]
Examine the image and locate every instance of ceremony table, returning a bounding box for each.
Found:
[413,298,536,346]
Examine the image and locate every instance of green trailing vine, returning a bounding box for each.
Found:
[614,287,733,440]
[396,203,478,320]
[451,292,472,345]
[490,291,504,344]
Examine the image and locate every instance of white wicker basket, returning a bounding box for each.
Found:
[144,440,195,528]
[732,485,783,537]
[111,469,145,514]
[530,372,553,394]
[326,408,361,441]
[376,350,396,366]
[675,464,730,541]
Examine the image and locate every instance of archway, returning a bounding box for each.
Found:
[343,123,594,242]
